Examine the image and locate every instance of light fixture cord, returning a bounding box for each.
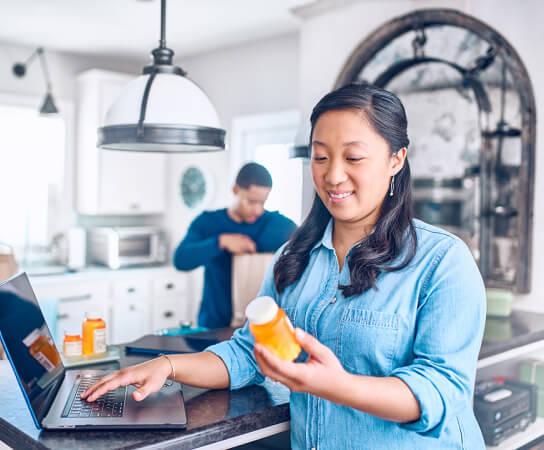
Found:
[37,47,53,93]
[160,0,167,49]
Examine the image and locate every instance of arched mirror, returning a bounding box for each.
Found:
[335,8,536,293]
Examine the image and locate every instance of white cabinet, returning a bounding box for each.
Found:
[76,69,166,215]
[32,280,109,344]
[110,278,152,344]
[30,267,197,347]
[151,274,192,331]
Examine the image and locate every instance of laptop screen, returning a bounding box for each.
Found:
[0,273,65,424]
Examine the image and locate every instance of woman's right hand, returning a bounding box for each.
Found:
[80,357,172,402]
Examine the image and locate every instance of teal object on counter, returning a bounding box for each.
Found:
[486,288,514,317]
[155,326,208,336]
[520,359,544,417]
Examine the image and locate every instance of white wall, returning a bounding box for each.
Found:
[295,0,544,307]
[161,33,300,248]
[0,41,142,101]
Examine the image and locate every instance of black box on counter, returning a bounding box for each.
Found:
[474,379,537,446]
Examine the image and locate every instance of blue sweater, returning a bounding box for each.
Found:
[173,209,296,328]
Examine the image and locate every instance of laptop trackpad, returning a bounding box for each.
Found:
[126,384,182,407]
[125,384,185,423]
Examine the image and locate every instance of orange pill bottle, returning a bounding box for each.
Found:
[246,296,301,361]
[82,312,106,355]
[63,330,82,357]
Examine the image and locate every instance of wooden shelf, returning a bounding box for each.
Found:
[486,417,544,450]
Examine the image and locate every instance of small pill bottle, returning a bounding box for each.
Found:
[63,330,82,358]
[246,296,301,361]
[82,312,107,355]
[22,327,61,371]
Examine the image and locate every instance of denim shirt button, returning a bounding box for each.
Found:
[330,296,337,304]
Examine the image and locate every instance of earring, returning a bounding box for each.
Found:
[389,175,395,197]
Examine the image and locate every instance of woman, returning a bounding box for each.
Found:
[82,83,486,449]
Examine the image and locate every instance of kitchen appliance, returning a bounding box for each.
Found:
[50,228,87,271]
[88,227,167,269]
[474,379,537,446]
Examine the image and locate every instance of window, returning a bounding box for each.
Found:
[230,111,303,224]
[0,97,69,266]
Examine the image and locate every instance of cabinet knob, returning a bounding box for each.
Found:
[163,311,174,318]
[165,283,174,290]
[129,304,136,311]
[130,203,140,210]
[127,287,136,294]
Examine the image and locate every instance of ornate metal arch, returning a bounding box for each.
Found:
[334,8,536,293]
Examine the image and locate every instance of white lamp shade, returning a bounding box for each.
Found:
[104,73,220,128]
[98,72,225,152]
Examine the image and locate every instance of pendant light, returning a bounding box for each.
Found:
[98,0,225,153]
[12,47,59,115]
[289,120,311,159]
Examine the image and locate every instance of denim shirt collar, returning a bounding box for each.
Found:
[311,219,335,253]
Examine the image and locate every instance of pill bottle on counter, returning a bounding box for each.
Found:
[63,330,82,358]
[246,296,301,361]
[82,312,106,355]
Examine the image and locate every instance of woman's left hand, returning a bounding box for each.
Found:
[254,328,348,400]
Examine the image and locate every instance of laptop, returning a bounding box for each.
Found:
[0,272,187,430]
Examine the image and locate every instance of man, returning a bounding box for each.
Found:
[173,162,297,328]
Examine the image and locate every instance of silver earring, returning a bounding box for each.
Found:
[389,176,395,197]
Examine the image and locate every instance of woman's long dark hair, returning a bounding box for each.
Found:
[274,83,417,297]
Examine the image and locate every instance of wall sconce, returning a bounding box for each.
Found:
[12,47,59,114]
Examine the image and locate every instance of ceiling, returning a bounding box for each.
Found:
[0,0,312,60]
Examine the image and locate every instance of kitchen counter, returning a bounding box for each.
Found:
[479,309,544,360]
[0,350,289,450]
[3,310,544,449]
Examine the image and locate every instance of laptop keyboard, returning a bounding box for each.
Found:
[62,375,126,418]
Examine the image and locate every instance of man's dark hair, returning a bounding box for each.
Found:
[235,162,272,189]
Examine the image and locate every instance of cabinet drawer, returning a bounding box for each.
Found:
[111,300,151,344]
[34,282,108,304]
[112,279,150,301]
[152,296,190,331]
[152,275,187,297]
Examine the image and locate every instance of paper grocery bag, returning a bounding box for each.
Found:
[231,253,274,328]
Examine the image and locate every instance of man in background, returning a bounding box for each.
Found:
[173,162,297,328]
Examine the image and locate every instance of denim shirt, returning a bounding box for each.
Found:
[207,219,486,450]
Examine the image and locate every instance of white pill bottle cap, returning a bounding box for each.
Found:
[245,296,279,325]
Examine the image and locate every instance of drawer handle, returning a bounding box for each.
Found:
[57,313,70,320]
[165,283,174,290]
[59,294,92,302]
[163,311,174,318]
[127,287,136,294]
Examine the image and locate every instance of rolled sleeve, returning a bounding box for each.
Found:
[390,238,486,437]
[206,246,284,390]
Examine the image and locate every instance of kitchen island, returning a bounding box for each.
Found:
[3,310,544,450]
[0,350,289,450]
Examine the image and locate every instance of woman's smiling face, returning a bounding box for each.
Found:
[311,108,404,227]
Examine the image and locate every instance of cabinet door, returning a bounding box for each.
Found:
[111,300,150,344]
[76,69,166,215]
[152,296,190,331]
[33,282,109,345]
[98,151,166,214]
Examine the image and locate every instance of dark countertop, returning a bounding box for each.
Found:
[0,351,289,450]
[479,310,544,360]
[3,310,544,449]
